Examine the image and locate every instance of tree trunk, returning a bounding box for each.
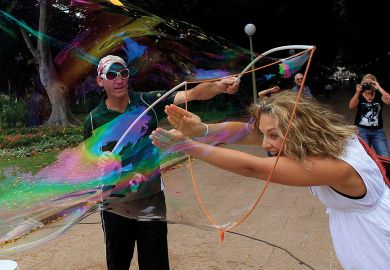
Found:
[36,0,78,126]
[43,79,71,126]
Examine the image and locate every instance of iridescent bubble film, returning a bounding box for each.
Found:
[0,0,312,254]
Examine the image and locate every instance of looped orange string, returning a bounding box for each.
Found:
[180,48,316,241]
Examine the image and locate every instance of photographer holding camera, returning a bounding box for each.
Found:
[349,73,390,156]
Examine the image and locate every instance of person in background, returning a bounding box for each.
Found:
[84,54,240,270]
[292,73,312,97]
[150,91,390,270]
[324,82,333,99]
[348,73,390,157]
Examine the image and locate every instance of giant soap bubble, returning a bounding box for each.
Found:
[0,0,314,254]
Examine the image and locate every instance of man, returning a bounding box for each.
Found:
[292,73,313,97]
[324,82,333,99]
[83,55,239,270]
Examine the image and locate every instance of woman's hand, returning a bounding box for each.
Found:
[370,80,380,90]
[150,128,188,151]
[165,105,207,137]
[355,84,363,93]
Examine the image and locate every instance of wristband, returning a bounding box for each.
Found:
[196,123,209,139]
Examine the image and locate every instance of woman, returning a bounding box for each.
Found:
[349,73,390,156]
[151,91,390,270]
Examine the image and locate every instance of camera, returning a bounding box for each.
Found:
[361,83,372,91]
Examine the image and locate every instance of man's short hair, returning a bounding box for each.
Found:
[294,73,303,80]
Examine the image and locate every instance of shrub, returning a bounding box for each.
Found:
[0,95,28,128]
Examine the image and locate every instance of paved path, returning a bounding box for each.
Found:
[7,170,341,270]
[5,86,390,269]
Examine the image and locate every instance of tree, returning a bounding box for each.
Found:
[18,0,79,126]
[0,1,35,97]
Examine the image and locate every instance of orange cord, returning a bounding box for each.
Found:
[180,48,316,241]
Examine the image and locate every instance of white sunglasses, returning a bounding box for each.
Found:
[100,69,130,80]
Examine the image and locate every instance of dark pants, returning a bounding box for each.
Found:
[101,192,169,270]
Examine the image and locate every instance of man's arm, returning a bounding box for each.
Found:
[83,113,122,174]
[258,86,280,98]
[173,77,239,104]
[83,114,93,140]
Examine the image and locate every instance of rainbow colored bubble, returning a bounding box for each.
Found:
[0,0,313,255]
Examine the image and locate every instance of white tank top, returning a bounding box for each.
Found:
[310,136,390,270]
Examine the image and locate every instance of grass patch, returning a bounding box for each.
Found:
[0,150,59,175]
[0,126,83,158]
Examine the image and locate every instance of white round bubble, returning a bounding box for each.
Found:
[0,260,19,270]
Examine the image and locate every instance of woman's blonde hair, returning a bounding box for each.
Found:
[361,73,377,84]
[249,91,356,162]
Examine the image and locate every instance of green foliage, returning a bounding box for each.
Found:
[192,105,246,123]
[195,109,246,123]
[70,94,101,115]
[0,151,58,175]
[0,95,28,128]
[0,126,83,158]
[186,94,247,123]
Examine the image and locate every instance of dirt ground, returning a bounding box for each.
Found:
[3,84,390,270]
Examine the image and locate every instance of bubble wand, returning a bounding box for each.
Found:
[113,45,315,153]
